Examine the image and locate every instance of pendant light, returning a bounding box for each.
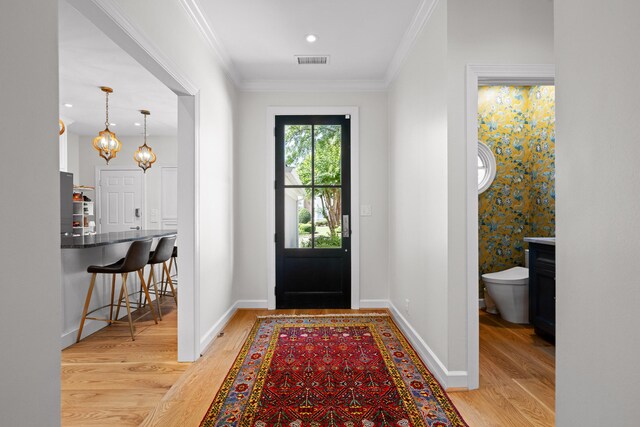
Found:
[92,86,122,164]
[134,110,156,173]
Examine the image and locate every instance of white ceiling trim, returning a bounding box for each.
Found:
[384,0,440,86]
[241,79,387,93]
[178,0,242,87]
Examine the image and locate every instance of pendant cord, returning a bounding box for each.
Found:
[105,91,109,129]
[143,113,147,146]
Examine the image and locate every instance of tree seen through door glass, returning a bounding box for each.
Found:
[284,123,342,249]
[313,125,341,185]
[312,188,342,248]
[284,125,312,186]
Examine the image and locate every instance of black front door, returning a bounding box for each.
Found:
[275,115,351,309]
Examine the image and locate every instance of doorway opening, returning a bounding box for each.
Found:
[464,64,556,424]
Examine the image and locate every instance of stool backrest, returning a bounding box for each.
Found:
[121,239,153,273]
[150,235,177,264]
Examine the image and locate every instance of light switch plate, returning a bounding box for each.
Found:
[360,205,372,216]
[150,209,159,223]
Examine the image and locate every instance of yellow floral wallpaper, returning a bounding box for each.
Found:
[478,86,555,289]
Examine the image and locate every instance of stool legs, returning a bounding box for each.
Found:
[137,269,158,324]
[162,261,178,305]
[120,273,135,341]
[76,273,97,343]
[109,274,116,322]
[147,265,162,320]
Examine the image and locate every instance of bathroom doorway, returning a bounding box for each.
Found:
[466,65,556,424]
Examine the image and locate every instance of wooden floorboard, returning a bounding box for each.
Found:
[449,311,555,427]
[61,300,189,427]
[63,306,555,427]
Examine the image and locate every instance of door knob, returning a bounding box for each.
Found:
[130,226,141,230]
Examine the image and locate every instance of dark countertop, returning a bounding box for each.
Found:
[61,229,177,249]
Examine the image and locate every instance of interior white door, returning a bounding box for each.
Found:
[160,166,178,230]
[99,169,143,233]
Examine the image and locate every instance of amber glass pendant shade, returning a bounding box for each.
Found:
[93,86,122,164]
[134,110,157,173]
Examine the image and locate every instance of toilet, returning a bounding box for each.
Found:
[482,250,529,324]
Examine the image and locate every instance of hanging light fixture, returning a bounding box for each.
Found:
[134,110,157,173]
[59,119,65,136]
[92,86,122,164]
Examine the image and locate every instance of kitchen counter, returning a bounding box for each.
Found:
[524,237,555,246]
[61,229,176,249]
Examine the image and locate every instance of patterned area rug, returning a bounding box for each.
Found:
[200,314,467,427]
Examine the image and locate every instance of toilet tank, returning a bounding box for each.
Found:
[525,249,530,268]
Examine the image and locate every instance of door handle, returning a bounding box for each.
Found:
[135,208,141,218]
[130,226,141,230]
[342,215,350,238]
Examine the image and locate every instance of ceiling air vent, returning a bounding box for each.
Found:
[295,55,330,65]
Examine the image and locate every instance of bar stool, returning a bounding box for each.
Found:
[142,235,177,320]
[76,239,157,343]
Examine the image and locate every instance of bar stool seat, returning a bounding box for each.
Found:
[77,239,158,343]
[87,258,126,273]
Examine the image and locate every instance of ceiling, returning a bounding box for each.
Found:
[59,2,177,136]
[199,0,425,86]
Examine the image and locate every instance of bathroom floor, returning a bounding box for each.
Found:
[448,310,555,426]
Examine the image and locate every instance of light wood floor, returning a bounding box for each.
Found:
[449,311,555,426]
[61,301,189,426]
[62,307,555,427]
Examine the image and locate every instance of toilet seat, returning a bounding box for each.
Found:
[482,266,528,285]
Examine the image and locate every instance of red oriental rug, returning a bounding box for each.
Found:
[200,314,467,427]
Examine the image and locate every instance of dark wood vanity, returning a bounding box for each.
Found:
[526,239,556,342]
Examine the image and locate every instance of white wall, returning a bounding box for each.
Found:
[76,134,177,229]
[0,0,62,424]
[388,0,450,369]
[67,131,80,184]
[235,91,389,303]
[555,0,640,424]
[110,0,237,353]
[388,0,554,383]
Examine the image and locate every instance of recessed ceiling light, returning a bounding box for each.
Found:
[134,122,141,126]
[110,123,116,127]
[305,34,318,43]
[64,103,73,108]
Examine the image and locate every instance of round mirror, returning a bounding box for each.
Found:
[478,141,496,194]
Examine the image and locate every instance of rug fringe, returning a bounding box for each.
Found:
[256,312,390,319]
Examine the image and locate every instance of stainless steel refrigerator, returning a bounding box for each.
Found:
[60,172,73,235]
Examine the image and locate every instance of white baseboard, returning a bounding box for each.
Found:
[199,299,268,355]
[359,299,390,308]
[479,298,486,309]
[387,302,468,390]
[199,301,238,354]
[237,299,268,308]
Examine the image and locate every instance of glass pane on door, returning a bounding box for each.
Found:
[284,125,312,186]
[314,125,342,185]
[284,188,312,248]
[313,188,342,248]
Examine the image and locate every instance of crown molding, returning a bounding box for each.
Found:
[241,79,388,93]
[178,0,242,87]
[69,0,198,96]
[384,0,440,86]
